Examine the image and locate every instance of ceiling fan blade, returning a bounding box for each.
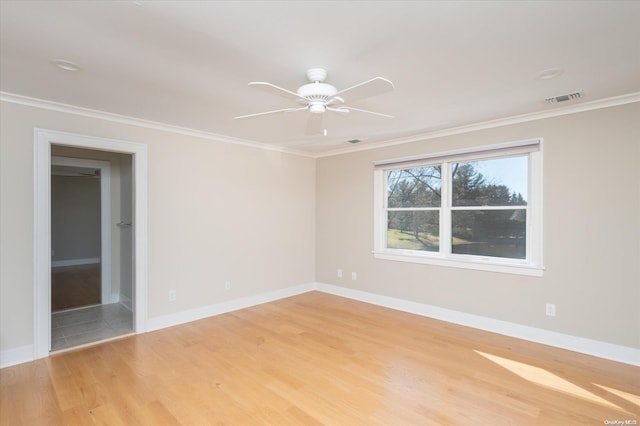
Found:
[325,96,345,107]
[234,106,307,119]
[248,82,308,103]
[340,106,394,118]
[333,77,394,102]
[305,113,324,135]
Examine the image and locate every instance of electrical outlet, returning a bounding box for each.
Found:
[168,290,176,302]
[337,269,343,278]
[225,281,231,290]
[545,303,556,317]
[351,272,357,281]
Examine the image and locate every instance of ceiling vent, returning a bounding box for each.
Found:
[545,91,583,104]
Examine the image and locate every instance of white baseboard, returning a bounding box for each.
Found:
[315,282,640,367]
[119,294,133,311]
[0,344,34,369]
[3,281,637,369]
[51,257,100,268]
[0,283,315,369]
[147,282,316,332]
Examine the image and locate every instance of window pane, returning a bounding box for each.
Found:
[452,210,526,259]
[387,167,441,208]
[452,156,527,206]
[387,210,439,252]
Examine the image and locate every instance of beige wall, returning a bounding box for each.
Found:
[51,175,101,261]
[0,101,316,353]
[120,154,134,303]
[1,98,637,355]
[316,102,640,349]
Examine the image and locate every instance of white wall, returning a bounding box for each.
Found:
[0,100,316,357]
[316,102,640,350]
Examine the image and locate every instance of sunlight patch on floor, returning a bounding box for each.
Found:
[593,383,640,408]
[474,350,623,411]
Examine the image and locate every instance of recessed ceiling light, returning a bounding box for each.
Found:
[537,68,564,80]
[52,59,82,72]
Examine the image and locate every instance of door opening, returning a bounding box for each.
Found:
[49,154,135,351]
[34,129,148,358]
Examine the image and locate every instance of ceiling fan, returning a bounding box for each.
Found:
[234,68,395,135]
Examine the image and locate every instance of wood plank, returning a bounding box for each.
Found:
[1,292,638,425]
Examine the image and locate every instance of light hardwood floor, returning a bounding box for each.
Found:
[1,292,638,425]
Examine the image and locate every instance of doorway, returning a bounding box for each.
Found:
[49,155,135,350]
[34,129,148,358]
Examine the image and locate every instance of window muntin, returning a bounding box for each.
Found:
[375,140,542,274]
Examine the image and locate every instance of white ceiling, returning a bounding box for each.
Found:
[1,1,639,155]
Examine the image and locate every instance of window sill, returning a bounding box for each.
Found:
[373,250,544,277]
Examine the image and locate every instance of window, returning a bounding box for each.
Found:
[374,139,543,276]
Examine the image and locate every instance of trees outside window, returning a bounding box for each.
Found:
[374,140,542,275]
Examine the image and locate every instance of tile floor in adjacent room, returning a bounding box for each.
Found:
[51,303,133,351]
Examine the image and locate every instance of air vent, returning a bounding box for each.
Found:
[347,139,361,144]
[545,91,583,104]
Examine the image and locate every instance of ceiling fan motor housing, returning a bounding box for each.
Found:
[297,82,337,101]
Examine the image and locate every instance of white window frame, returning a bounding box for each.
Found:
[373,138,544,276]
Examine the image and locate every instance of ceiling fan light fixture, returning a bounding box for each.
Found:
[309,102,326,114]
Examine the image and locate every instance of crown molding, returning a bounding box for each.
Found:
[314,92,640,158]
[0,92,315,158]
[2,91,638,160]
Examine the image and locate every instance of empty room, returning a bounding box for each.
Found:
[0,1,639,425]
